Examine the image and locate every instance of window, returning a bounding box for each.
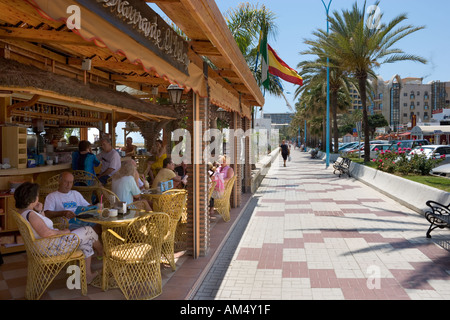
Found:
[417,91,420,96]
[404,93,408,97]
[404,103,408,107]
[417,101,420,106]
[410,104,415,110]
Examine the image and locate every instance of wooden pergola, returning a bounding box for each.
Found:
[0,0,264,257]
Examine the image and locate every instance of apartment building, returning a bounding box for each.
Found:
[367,76,450,131]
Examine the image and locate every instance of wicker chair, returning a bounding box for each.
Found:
[72,170,101,186]
[102,213,169,300]
[213,175,236,222]
[159,189,187,271]
[12,210,87,300]
[208,180,217,202]
[127,200,150,211]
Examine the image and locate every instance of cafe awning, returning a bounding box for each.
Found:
[411,126,450,136]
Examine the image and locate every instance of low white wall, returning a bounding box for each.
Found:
[251,147,280,193]
[349,162,450,214]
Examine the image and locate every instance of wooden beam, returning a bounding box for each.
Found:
[110,74,168,86]
[7,94,40,116]
[190,40,221,56]
[0,27,94,46]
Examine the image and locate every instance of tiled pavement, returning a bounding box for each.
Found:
[192,149,450,300]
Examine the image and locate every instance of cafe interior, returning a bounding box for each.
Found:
[0,0,264,300]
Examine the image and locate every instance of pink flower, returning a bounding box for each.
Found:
[441,155,446,159]
[407,148,411,151]
[397,142,401,145]
[379,159,382,162]
[375,148,379,151]
[420,148,424,151]
[392,161,395,164]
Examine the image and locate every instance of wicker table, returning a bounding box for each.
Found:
[78,209,152,291]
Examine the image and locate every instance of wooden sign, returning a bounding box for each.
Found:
[75,0,190,75]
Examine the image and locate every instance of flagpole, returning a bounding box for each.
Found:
[321,0,333,168]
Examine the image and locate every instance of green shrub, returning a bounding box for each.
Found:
[372,143,443,176]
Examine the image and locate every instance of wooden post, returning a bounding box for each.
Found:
[0,96,11,124]
[110,111,116,149]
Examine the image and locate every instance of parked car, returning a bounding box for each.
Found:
[388,139,429,153]
[370,140,390,145]
[338,142,359,152]
[341,142,364,156]
[430,163,450,177]
[408,145,450,161]
[369,144,391,159]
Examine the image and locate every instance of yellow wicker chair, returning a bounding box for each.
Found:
[127,200,150,212]
[174,190,189,252]
[72,170,101,187]
[213,175,236,222]
[102,212,169,300]
[12,210,87,300]
[159,189,187,271]
[208,180,217,202]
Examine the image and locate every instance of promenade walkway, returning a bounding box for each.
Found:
[192,148,450,300]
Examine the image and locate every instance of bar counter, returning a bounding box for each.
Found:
[0,163,71,177]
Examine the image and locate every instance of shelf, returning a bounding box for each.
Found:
[0,162,71,176]
[0,243,25,254]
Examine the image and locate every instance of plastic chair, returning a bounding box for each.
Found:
[159,189,187,270]
[102,213,169,300]
[213,175,236,222]
[12,210,87,300]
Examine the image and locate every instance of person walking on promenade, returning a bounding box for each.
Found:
[280,140,290,167]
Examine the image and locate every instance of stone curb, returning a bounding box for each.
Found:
[348,161,450,215]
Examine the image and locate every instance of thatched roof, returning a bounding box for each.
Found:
[0,57,178,120]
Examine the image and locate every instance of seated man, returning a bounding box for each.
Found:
[97,137,121,185]
[121,137,137,157]
[44,171,99,233]
[152,157,182,189]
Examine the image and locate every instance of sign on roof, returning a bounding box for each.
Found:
[76,0,190,74]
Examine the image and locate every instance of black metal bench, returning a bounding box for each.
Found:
[424,200,450,238]
[333,157,351,177]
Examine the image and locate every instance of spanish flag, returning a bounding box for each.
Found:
[268,44,303,86]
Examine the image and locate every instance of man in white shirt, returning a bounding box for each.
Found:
[96,137,121,185]
[44,171,97,231]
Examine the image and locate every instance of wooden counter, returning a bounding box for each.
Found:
[0,163,71,176]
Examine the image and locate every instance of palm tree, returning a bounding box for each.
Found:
[224,3,285,97]
[295,57,351,152]
[311,1,426,161]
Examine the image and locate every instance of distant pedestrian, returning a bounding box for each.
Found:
[280,140,290,167]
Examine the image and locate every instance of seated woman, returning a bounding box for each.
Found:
[112,160,151,211]
[209,155,234,215]
[14,182,102,284]
[144,139,167,183]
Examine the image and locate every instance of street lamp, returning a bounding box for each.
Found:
[321,0,333,168]
[167,84,184,104]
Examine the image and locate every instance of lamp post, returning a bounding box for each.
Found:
[321,0,332,167]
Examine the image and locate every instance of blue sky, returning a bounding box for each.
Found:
[216,0,450,115]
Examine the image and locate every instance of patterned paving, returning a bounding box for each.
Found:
[193,149,450,300]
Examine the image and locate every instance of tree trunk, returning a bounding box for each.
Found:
[358,73,370,162]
